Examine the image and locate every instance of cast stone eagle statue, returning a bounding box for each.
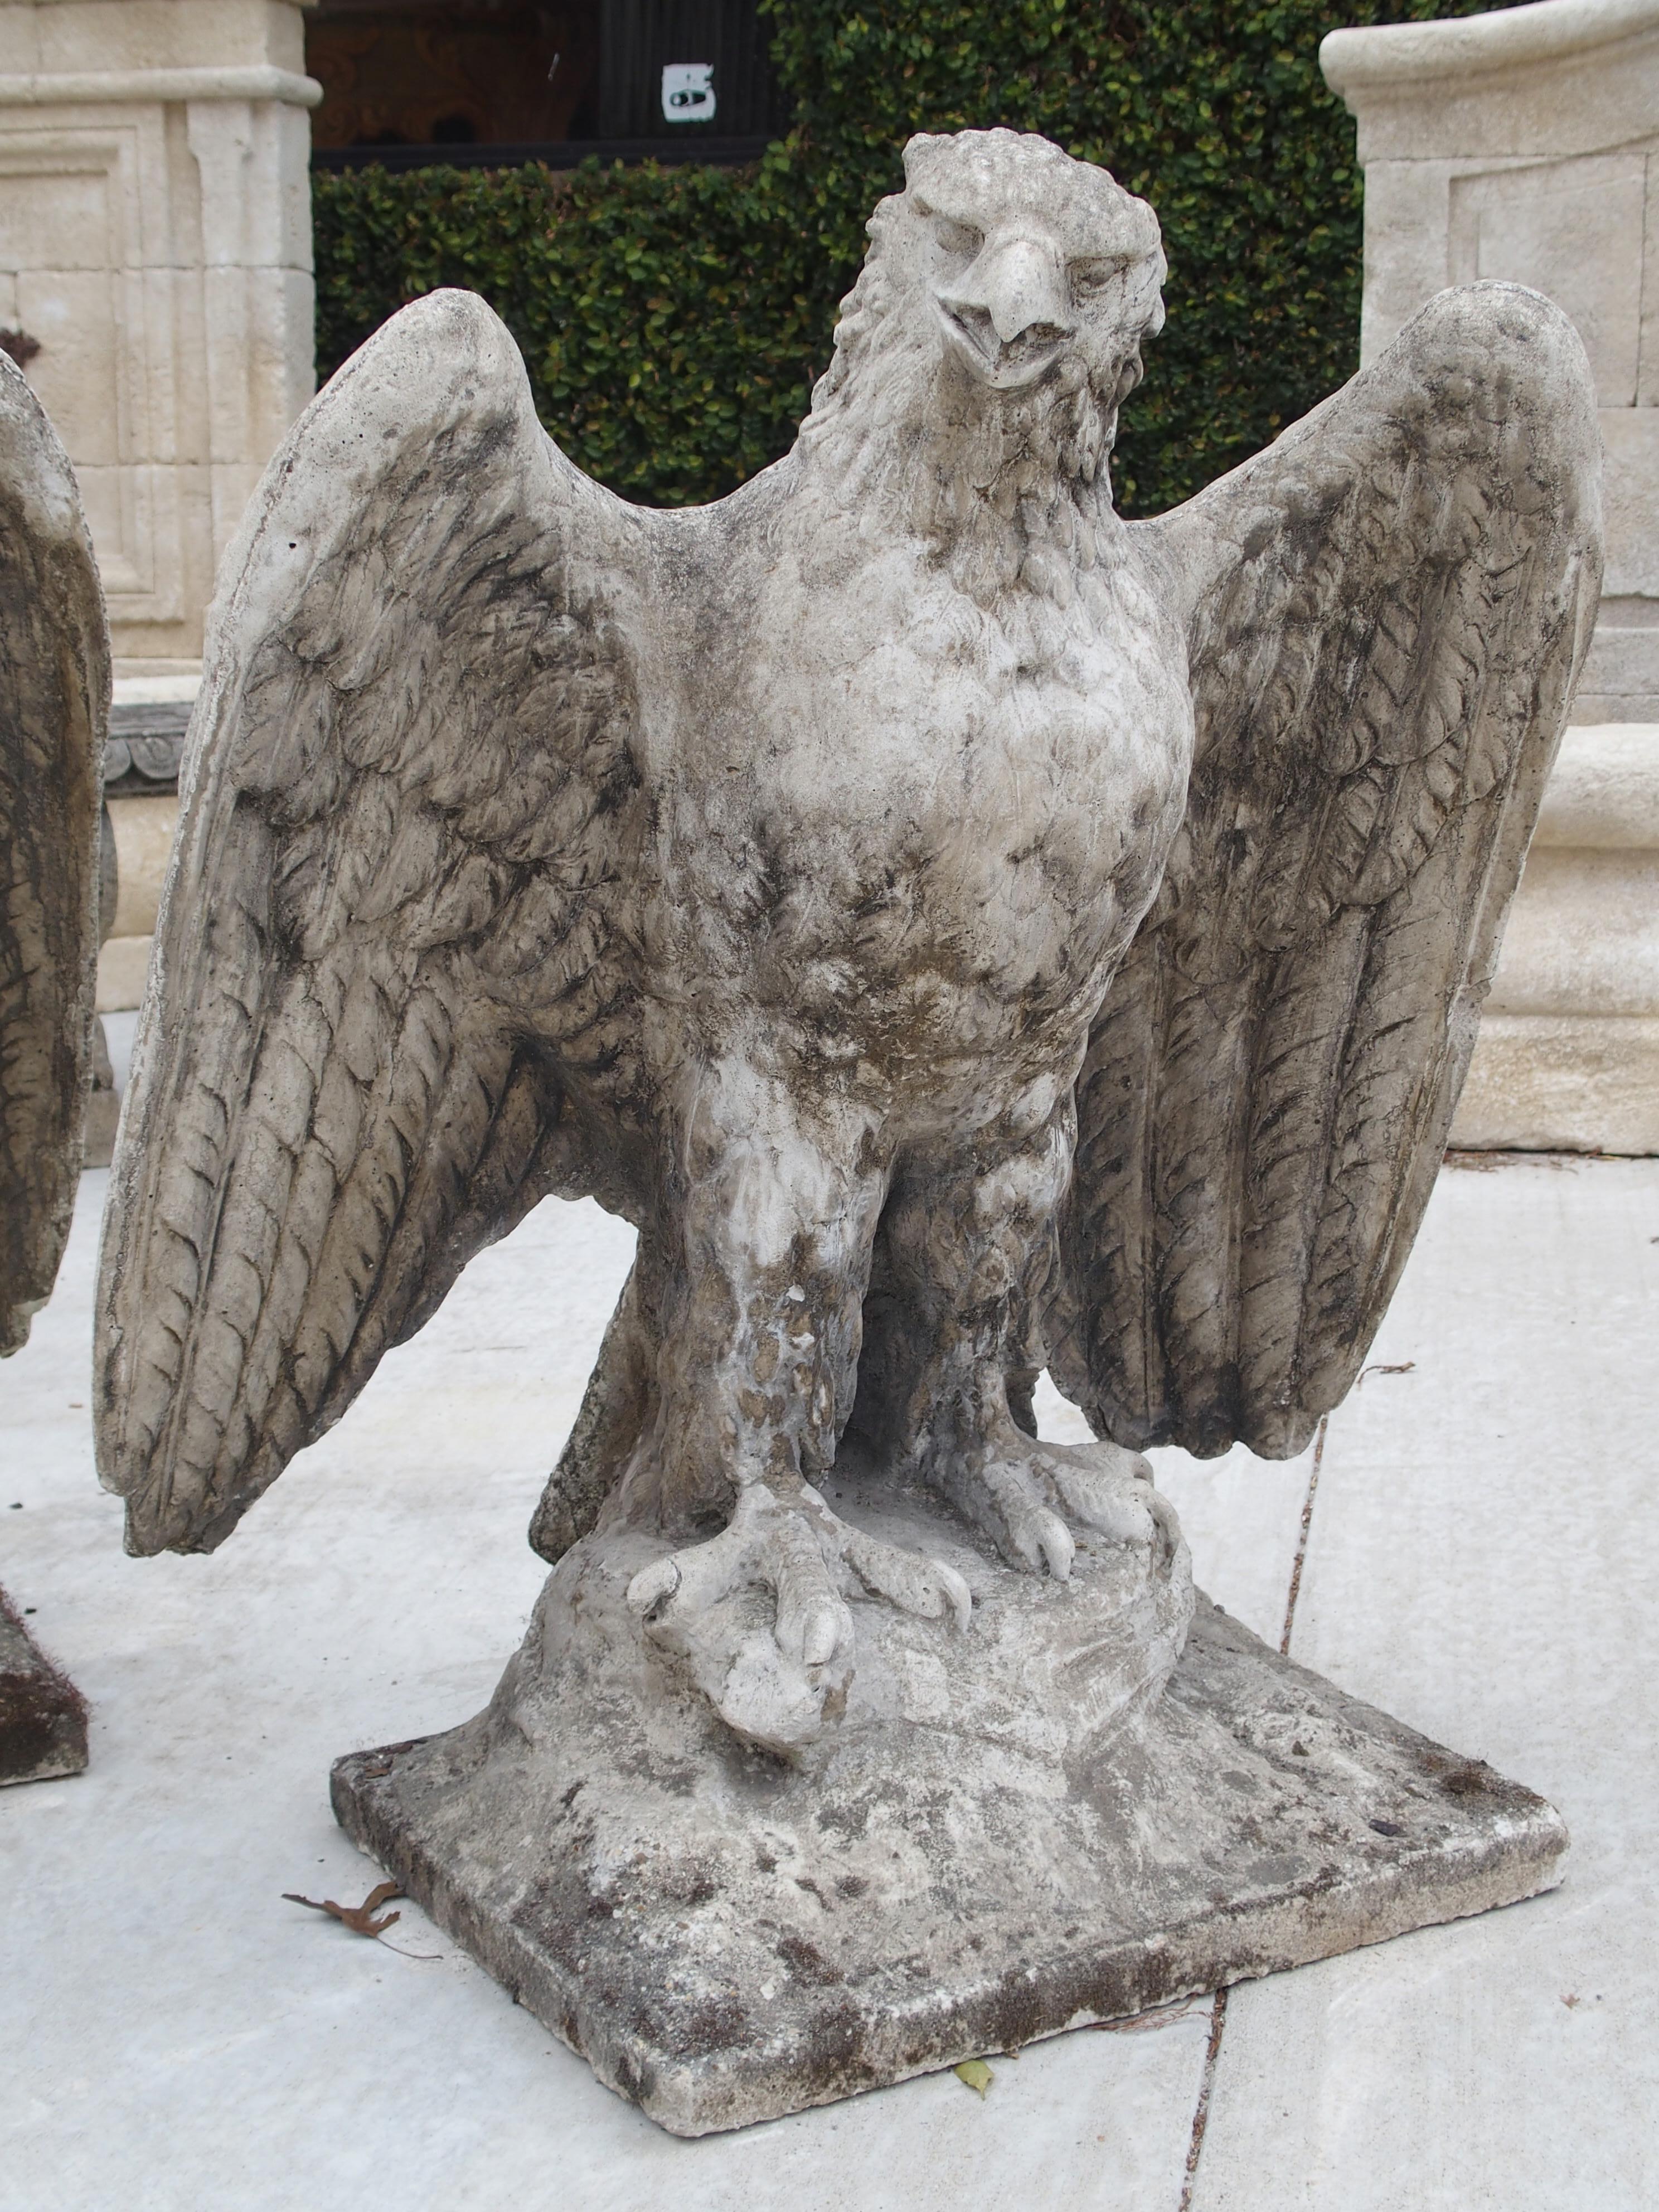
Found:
[96,130,1599,1745]
[1,350,108,1356]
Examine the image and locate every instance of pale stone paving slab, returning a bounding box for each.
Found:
[7,1160,1648,2205]
[1191,1154,1659,2211]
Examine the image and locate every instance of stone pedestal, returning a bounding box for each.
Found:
[332,1496,1566,2138]
[1326,1,1659,1151]
[94,670,194,1014]
[1453,722,1659,1151]
[0,0,320,671]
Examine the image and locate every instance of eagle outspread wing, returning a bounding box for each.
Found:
[1047,285,1602,1458]
[0,352,108,1355]
[96,291,651,1554]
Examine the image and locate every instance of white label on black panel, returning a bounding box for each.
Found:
[662,64,715,123]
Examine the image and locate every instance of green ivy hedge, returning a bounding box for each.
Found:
[312,0,1508,518]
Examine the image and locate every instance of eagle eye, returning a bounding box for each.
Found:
[932,216,983,261]
[1070,255,1131,304]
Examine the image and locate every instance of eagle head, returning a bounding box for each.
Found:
[900,129,1165,414]
[799,130,1168,606]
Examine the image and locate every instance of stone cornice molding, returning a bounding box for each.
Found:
[1323,0,1659,96]
[1321,0,1659,162]
[0,66,322,108]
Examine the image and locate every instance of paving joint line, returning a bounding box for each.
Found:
[1178,1410,1330,2207]
[1279,1414,1330,1658]
[1177,1984,1229,2212]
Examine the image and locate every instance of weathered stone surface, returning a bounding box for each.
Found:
[1449,721,1659,1153]
[0,349,104,1777]
[94,679,195,1015]
[82,1012,119,1168]
[1303,0,1659,705]
[98,128,1600,2124]
[0,346,108,1354]
[0,1585,88,1786]
[334,1558,1565,2136]
[83,799,119,1166]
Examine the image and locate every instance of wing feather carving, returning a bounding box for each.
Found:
[96,291,652,1553]
[1048,286,1602,1458]
[0,355,108,1355]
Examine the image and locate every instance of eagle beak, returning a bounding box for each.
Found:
[937,236,1073,392]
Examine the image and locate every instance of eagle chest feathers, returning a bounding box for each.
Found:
[678,517,1196,1070]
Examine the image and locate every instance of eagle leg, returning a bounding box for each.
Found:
[613,1060,968,1753]
[863,1099,1185,1579]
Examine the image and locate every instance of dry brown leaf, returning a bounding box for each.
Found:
[283,1879,405,1936]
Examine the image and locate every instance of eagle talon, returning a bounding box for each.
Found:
[939,1435,1181,1582]
[624,1555,682,1621]
[624,1481,970,1747]
[1041,1439,1166,1553]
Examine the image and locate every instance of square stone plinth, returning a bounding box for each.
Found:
[0,1585,88,1786]
[332,1598,1565,2137]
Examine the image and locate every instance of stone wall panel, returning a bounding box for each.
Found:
[0,2,318,663]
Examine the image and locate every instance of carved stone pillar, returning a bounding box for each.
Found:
[1325,0,1659,1151]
